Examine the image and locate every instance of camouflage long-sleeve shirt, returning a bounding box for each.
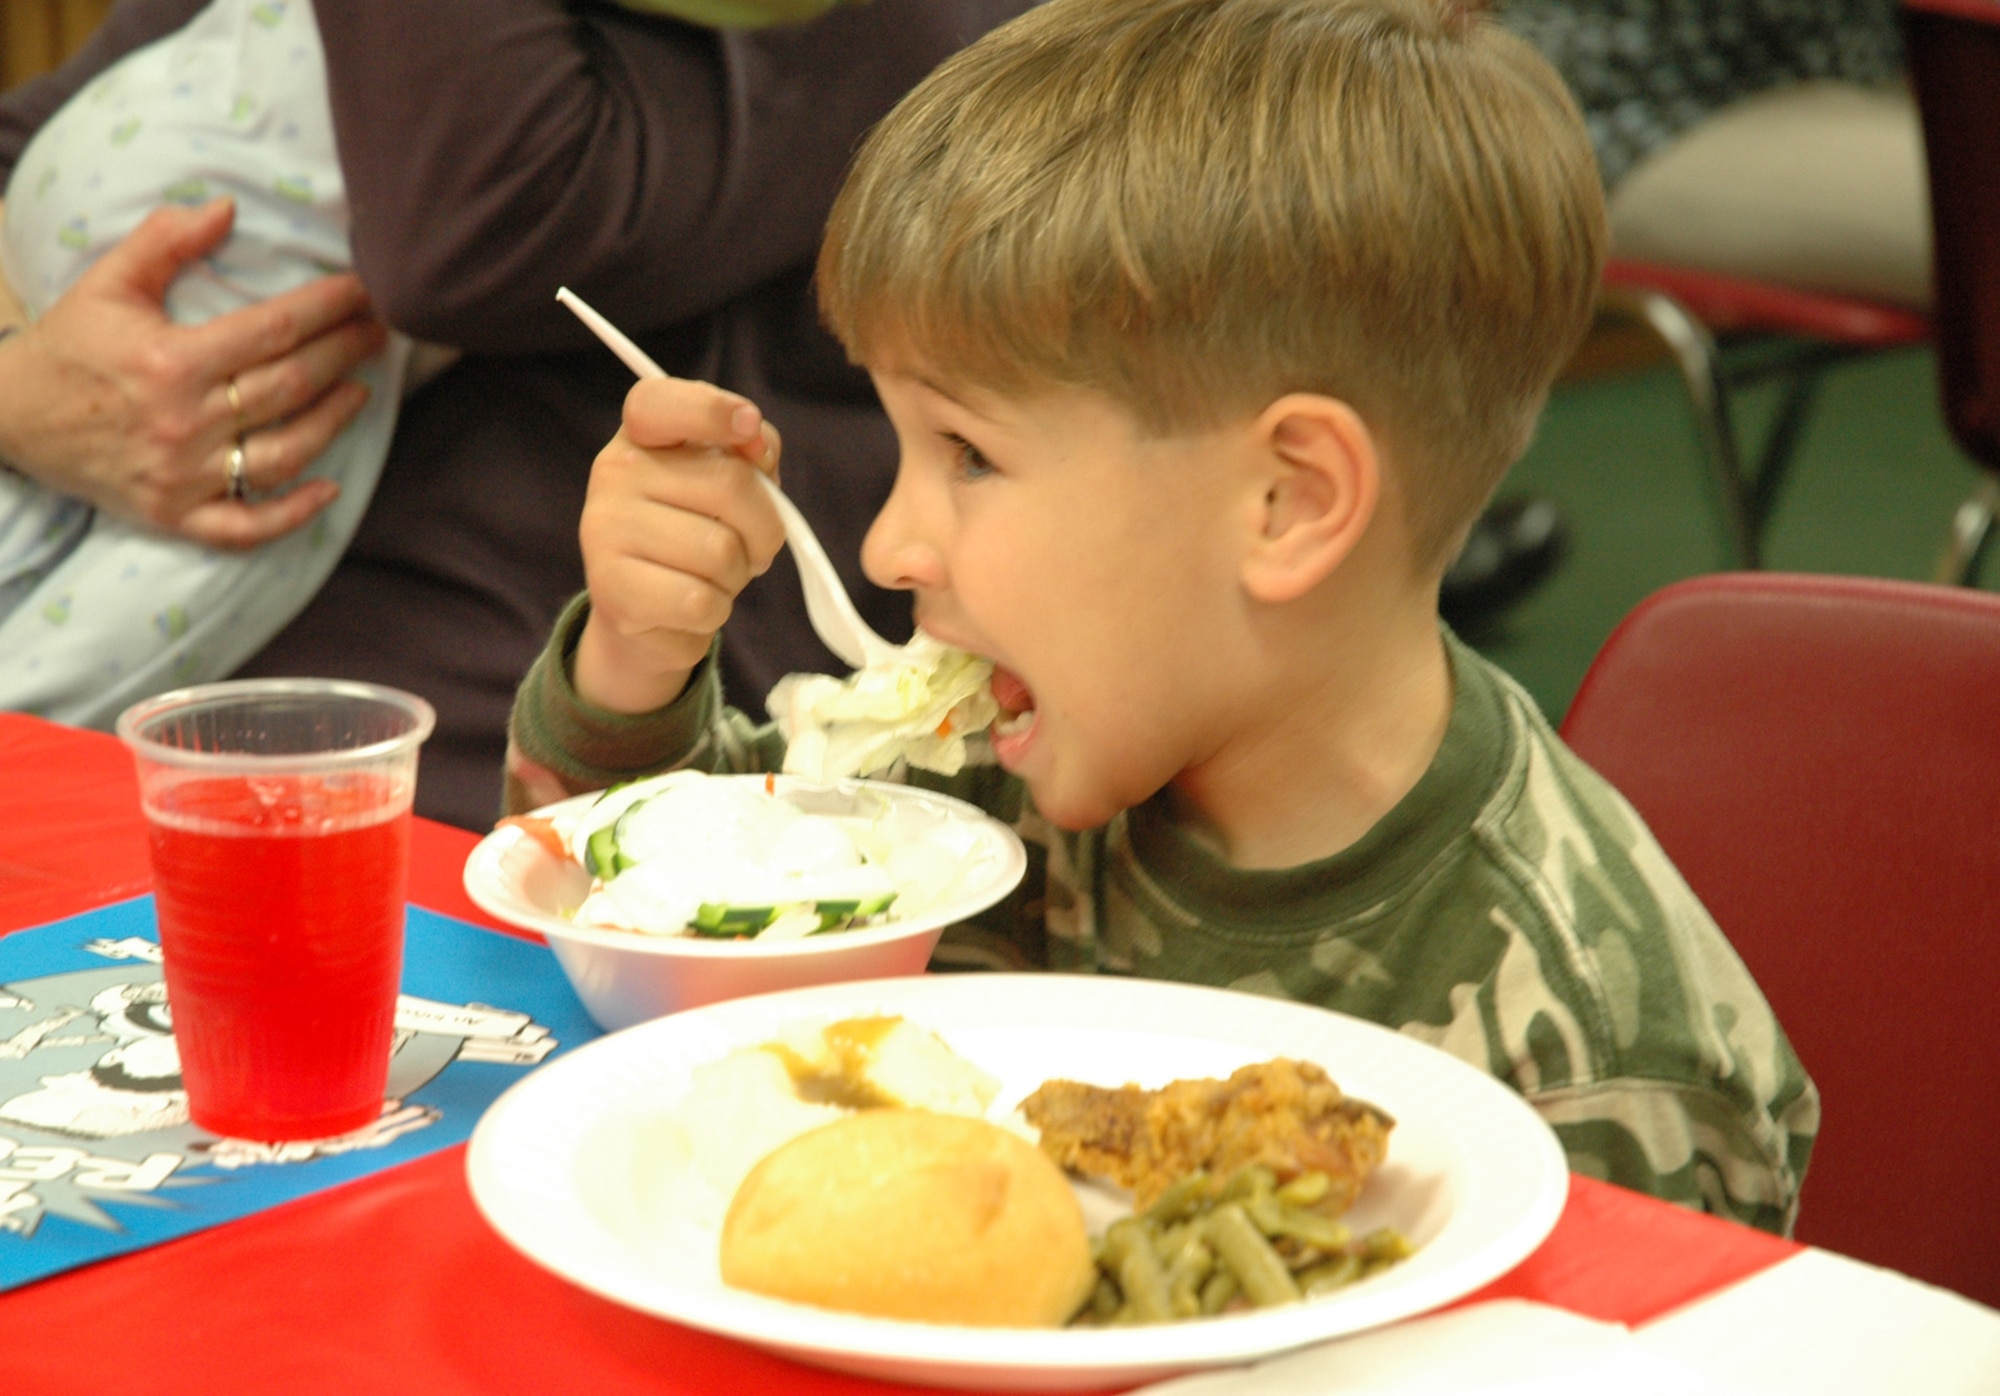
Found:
[508,595,1819,1234]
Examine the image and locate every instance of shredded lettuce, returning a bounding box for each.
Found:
[767,633,999,781]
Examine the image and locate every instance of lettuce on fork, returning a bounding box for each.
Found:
[768,634,999,781]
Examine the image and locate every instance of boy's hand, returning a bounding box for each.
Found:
[574,376,785,713]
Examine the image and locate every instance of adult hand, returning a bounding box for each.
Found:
[0,198,389,550]
[574,376,784,714]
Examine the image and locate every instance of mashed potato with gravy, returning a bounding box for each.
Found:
[646,1016,1003,1239]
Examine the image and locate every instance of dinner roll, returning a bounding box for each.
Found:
[720,1108,1095,1327]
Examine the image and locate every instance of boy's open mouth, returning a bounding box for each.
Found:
[989,665,1036,743]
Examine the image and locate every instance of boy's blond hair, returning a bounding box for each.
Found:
[817,0,1607,571]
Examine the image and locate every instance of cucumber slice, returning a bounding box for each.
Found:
[685,892,900,939]
[609,797,649,868]
[690,902,786,937]
[810,891,899,932]
[583,789,663,879]
[584,823,627,879]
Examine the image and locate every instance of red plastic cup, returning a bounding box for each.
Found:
[117,679,435,1141]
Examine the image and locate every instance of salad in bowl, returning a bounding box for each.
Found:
[464,770,1026,1029]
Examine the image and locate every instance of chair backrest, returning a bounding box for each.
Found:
[1904,0,2000,472]
[1601,258,1929,349]
[1559,572,2000,1308]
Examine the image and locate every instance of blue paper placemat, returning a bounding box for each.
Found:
[0,897,602,1290]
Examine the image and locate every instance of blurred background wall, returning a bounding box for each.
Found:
[3,0,113,92]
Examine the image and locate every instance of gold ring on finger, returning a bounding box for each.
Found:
[225,376,248,435]
[226,440,249,501]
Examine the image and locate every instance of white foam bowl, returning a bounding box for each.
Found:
[462,776,1028,1030]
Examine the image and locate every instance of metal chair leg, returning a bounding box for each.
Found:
[1935,474,2000,585]
[1596,286,1760,569]
[1743,363,1826,535]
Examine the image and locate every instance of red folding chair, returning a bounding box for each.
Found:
[1904,0,2000,584]
[1594,260,1928,570]
[1591,3,2000,584]
[1560,571,2000,1308]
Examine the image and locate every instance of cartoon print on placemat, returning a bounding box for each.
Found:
[0,898,600,1290]
[0,939,556,1236]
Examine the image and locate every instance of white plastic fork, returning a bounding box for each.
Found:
[556,286,898,671]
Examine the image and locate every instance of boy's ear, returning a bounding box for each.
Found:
[1240,394,1380,604]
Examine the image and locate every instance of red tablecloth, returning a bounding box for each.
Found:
[0,714,1801,1390]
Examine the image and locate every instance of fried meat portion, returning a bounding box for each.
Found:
[1020,1058,1393,1214]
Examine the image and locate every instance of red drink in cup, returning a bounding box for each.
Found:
[146,775,412,1138]
[119,680,434,1141]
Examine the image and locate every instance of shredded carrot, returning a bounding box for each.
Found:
[935,716,954,737]
[765,773,776,794]
[496,815,569,862]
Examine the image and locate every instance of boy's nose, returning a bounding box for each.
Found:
[861,474,943,593]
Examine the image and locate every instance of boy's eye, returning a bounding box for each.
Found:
[942,432,995,481]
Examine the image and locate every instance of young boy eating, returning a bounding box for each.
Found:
[506,0,1818,1233]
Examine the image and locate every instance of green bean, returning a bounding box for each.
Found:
[1275,1170,1331,1208]
[1198,1267,1240,1315]
[1103,1217,1175,1323]
[1153,1219,1193,1259]
[1298,1251,1365,1295]
[1162,1230,1214,1281]
[1163,1235,1214,1318]
[1069,1161,1415,1328]
[1144,1170,1214,1226]
[1218,1164,1278,1206]
[1203,1202,1302,1307]
[1357,1226,1416,1263]
[1245,1193,1352,1252]
[1243,1193,1282,1232]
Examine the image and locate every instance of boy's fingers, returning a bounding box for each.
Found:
[621,376,766,451]
[610,555,736,643]
[582,528,737,669]
[740,418,782,473]
[737,456,787,572]
[658,447,788,576]
[596,422,780,538]
[593,487,766,599]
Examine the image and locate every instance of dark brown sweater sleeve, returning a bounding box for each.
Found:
[310,0,1033,353]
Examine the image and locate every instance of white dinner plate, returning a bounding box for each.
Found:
[465,974,1568,1391]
